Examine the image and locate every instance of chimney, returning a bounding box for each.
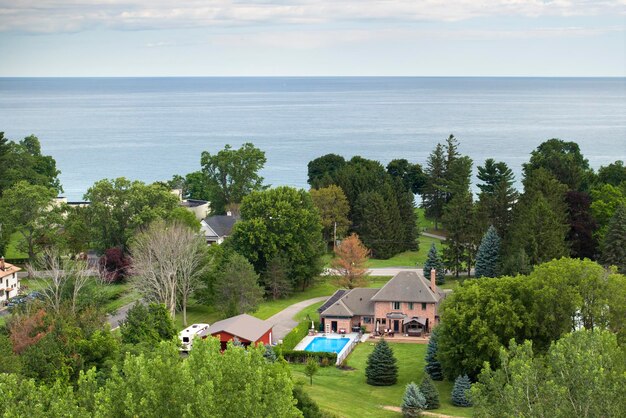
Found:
[0,257,5,271]
[430,269,436,293]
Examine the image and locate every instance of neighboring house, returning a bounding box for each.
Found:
[201,212,238,245]
[318,271,449,335]
[0,258,21,304]
[209,314,273,350]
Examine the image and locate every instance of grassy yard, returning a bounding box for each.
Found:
[174,275,394,330]
[366,235,443,268]
[290,342,472,418]
[4,232,27,259]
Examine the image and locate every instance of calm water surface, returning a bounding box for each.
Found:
[1,77,624,199]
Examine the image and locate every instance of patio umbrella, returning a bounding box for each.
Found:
[311,320,314,329]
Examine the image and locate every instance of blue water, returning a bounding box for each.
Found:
[304,336,350,354]
[0,77,624,200]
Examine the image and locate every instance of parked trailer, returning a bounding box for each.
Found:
[179,323,210,352]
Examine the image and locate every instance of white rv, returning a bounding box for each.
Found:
[179,323,210,352]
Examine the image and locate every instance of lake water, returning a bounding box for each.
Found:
[1,77,624,200]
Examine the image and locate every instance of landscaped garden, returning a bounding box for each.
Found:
[290,342,472,418]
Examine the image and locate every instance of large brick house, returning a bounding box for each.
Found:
[318,271,448,335]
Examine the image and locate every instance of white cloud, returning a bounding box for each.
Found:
[0,0,624,33]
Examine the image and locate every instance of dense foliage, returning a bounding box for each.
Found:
[0,339,301,418]
[472,330,626,417]
[436,258,626,379]
[231,186,324,290]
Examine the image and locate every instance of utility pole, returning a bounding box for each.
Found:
[333,220,337,251]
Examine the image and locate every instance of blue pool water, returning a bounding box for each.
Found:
[304,337,350,353]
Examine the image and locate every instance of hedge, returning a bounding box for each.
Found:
[3,257,28,267]
[282,350,337,366]
[281,320,310,351]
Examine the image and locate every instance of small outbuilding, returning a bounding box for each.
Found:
[209,314,273,350]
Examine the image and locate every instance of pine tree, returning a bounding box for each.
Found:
[419,375,440,410]
[423,243,445,285]
[601,204,626,273]
[475,226,501,278]
[401,382,426,418]
[421,143,447,230]
[424,328,443,380]
[442,192,474,277]
[365,339,398,386]
[263,345,277,362]
[451,375,472,407]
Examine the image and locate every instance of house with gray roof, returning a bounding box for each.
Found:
[200,212,238,245]
[318,271,448,336]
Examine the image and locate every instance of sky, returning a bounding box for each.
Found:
[0,1,625,77]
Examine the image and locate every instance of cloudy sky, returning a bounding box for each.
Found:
[1,0,625,76]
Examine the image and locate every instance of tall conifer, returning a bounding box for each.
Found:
[365,339,398,386]
[475,226,501,278]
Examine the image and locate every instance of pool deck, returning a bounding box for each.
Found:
[294,332,364,365]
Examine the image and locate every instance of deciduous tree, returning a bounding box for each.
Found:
[331,233,370,289]
[200,143,267,212]
[231,186,324,290]
[310,185,350,248]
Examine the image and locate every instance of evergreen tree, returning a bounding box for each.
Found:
[401,382,426,418]
[477,159,518,239]
[451,375,472,407]
[354,191,400,259]
[423,243,445,285]
[365,339,398,386]
[424,328,443,380]
[263,345,277,362]
[263,255,292,300]
[442,193,474,277]
[421,143,446,230]
[475,226,501,278]
[419,375,440,410]
[565,191,598,260]
[601,204,626,273]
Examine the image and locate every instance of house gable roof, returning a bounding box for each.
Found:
[371,271,440,303]
[0,262,20,279]
[209,314,272,342]
[203,215,237,238]
[320,288,378,317]
[320,298,353,317]
[317,289,348,314]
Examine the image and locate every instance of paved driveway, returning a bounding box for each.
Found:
[267,296,329,344]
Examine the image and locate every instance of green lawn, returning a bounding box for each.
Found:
[290,342,472,418]
[5,232,27,259]
[366,235,443,268]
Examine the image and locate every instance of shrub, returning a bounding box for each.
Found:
[281,320,310,350]
[99,248,129,283]
[365,339,398,386]
[281,350,337,365]
[451,375,472,407]
[419,375,440,410]
[293,383,337,418]
[401,382,426,417]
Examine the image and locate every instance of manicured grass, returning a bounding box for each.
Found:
[290,342,472,418]
[5,232,27,259]
[366,235,443,268]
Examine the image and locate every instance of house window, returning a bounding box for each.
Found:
[422,303,427,310]
[408,302,414,310]
[392,302,400,310]
[381,319,386,325]
[363,317,372,324]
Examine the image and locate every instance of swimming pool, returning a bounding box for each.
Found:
[304,336,350,353]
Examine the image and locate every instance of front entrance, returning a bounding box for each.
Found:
[331,321,338,332]
[393,320,400,332]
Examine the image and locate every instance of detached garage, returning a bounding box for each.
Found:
[210,314,273,350]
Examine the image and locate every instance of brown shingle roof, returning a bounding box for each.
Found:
[319,298,353,317]
[320,288,378,317]
[371,271,440,303]
[209,314,272,342]
[0,262,20,279]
